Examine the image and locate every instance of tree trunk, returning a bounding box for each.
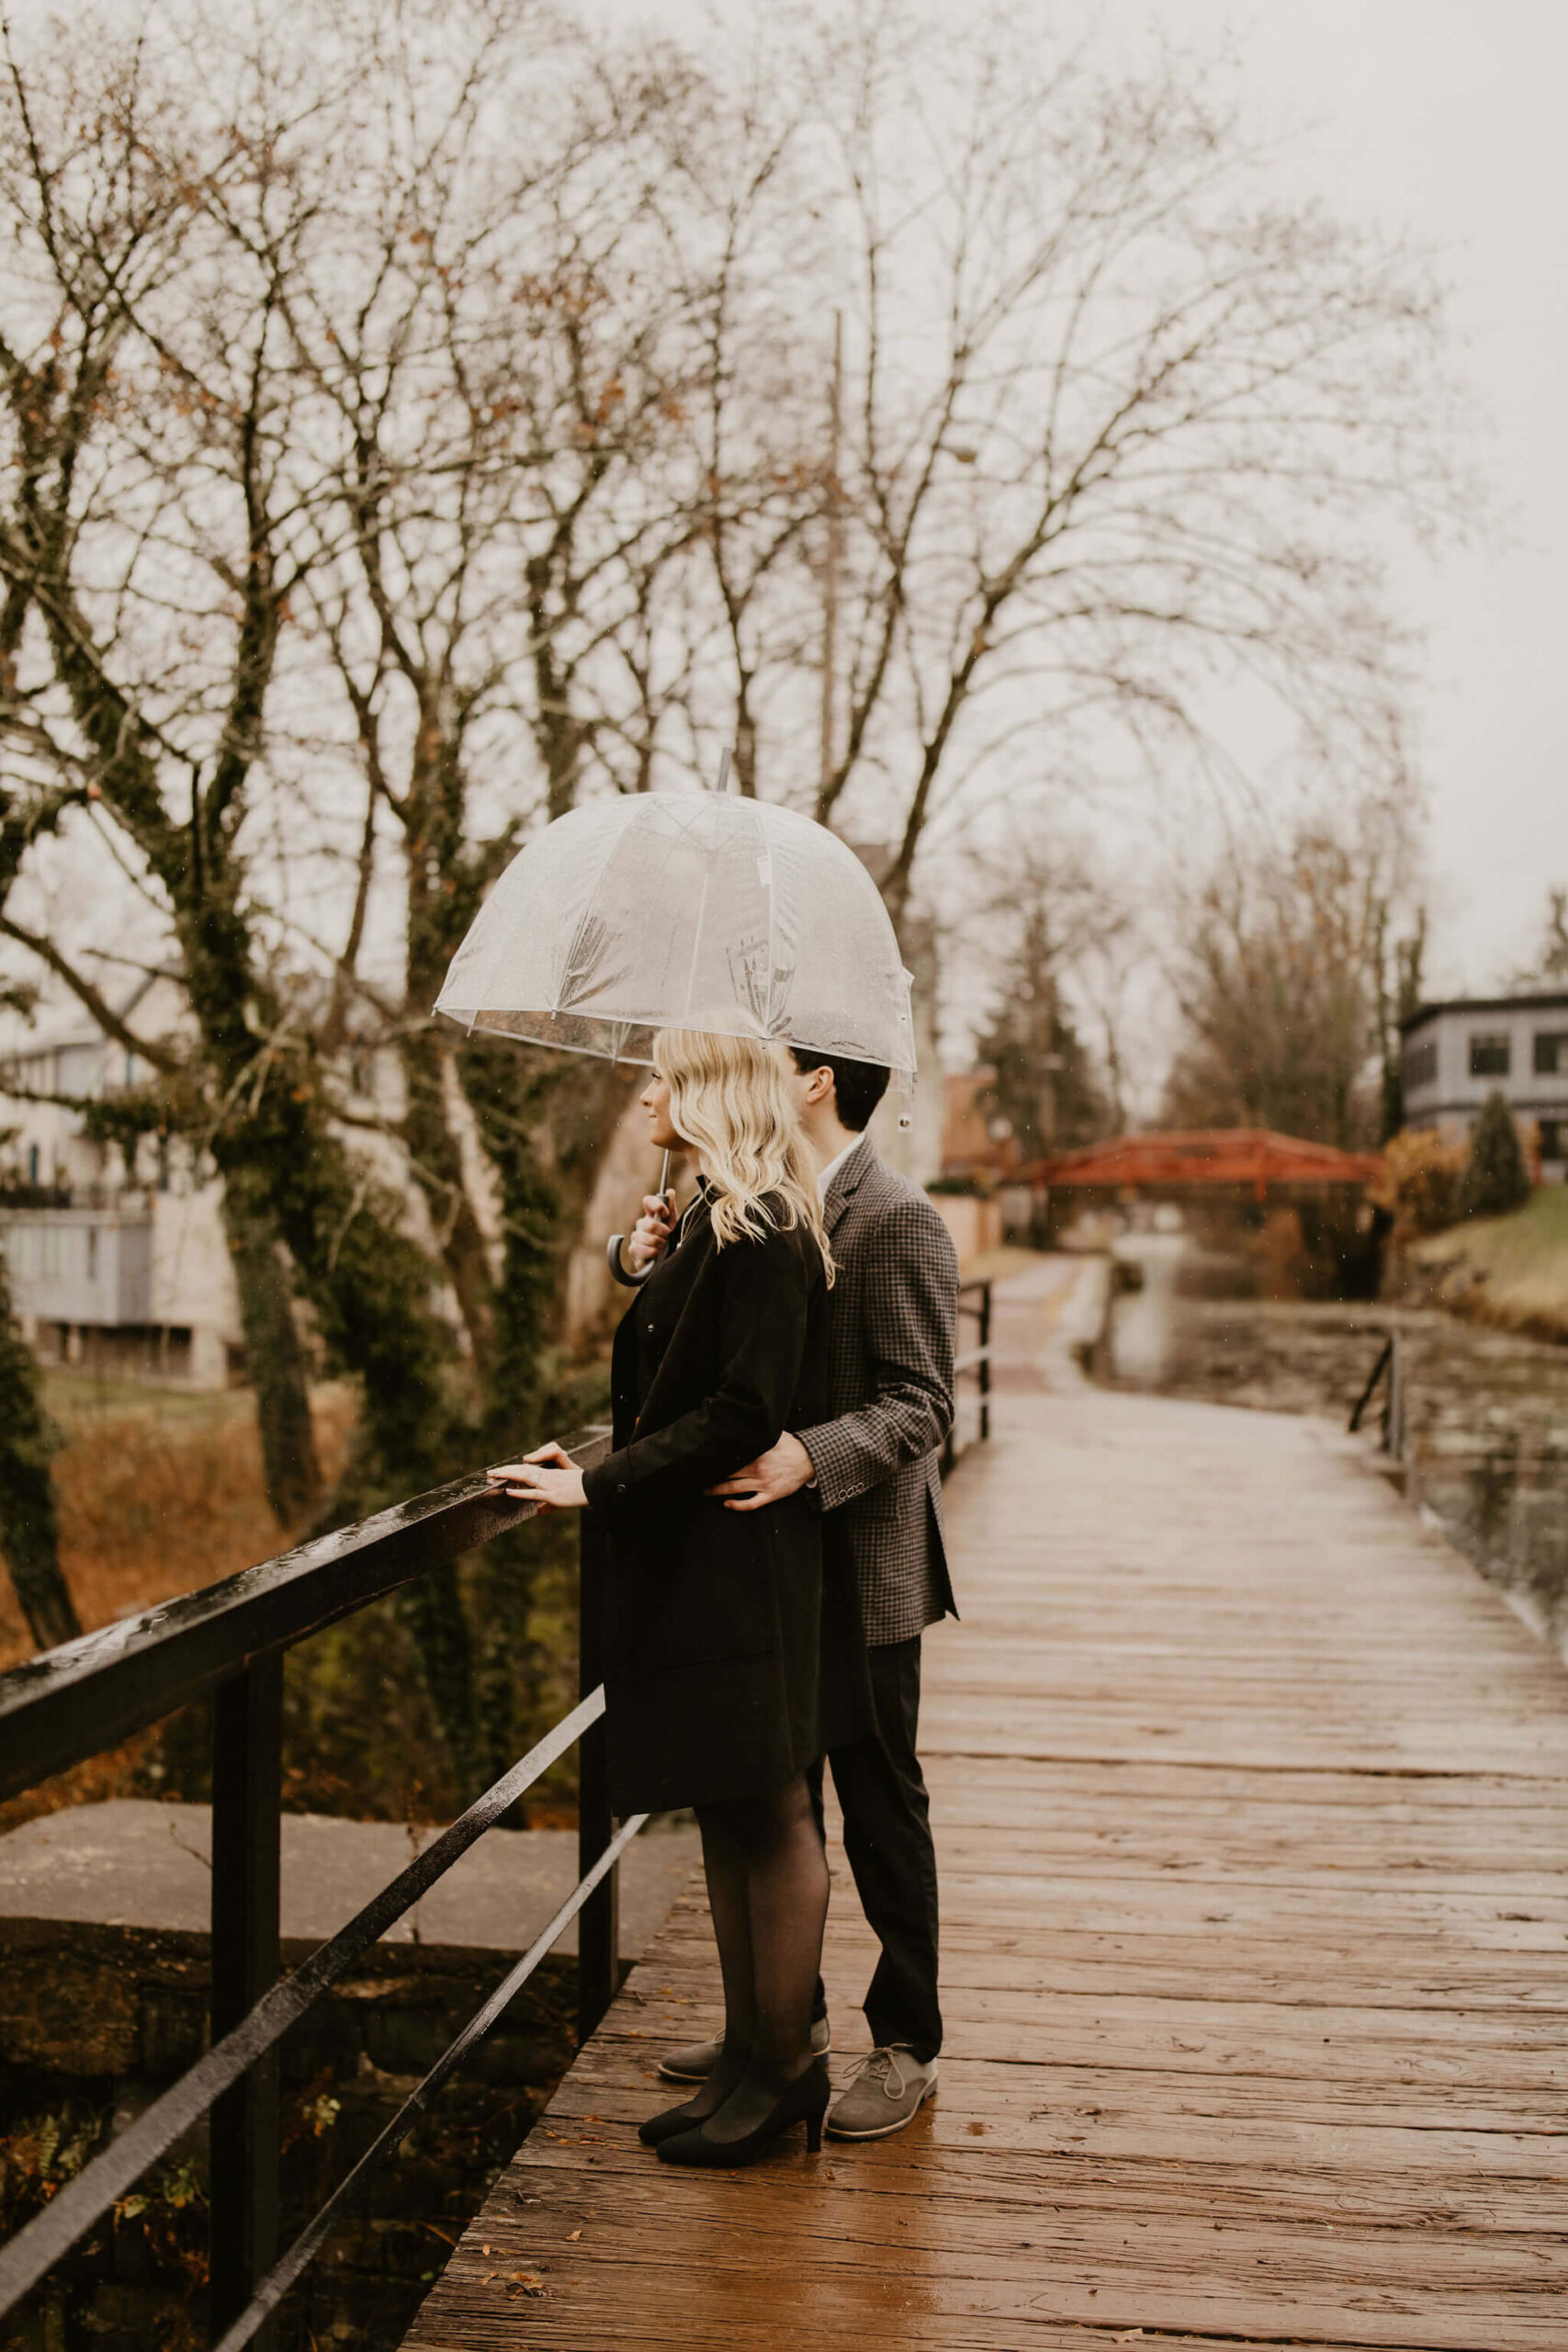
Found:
[221,1175,322,1526]
[400,721,502,1375]
[0,1259,80,1651]
[400,1020,497,1377]
[457,1041,635,1796]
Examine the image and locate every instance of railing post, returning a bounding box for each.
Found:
[209,1655,283,2351]
[1382,1331,1403,1461]
[978,1282,992,1443]
[576,1512,619,2042]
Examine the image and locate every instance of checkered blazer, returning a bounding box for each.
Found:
[796,1137,960,1646]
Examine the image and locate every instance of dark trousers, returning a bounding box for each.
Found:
[809,1634,942,2064]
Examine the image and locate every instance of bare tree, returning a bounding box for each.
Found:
[0,14,460,1532]
[1512,888,1568,989]
[261,14,719,1416]
[944,818,1126,1153]
[0,0,784,1770]
[1162,798,1424,1148]
[672,5,1464,938]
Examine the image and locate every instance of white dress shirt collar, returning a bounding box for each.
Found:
[816,1131,868,1202]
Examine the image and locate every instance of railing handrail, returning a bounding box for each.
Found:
[212,1805,649,2352]
[0,1430,607,1804]
[0,1690,614,2333]
[946,1278,993,1468]
[1348,1334,1393,1434]
[0,1425,620,2348]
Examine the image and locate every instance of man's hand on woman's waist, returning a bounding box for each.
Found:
[709,1431,817,1511]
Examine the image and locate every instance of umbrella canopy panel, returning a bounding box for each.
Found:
[436,794,916,1086]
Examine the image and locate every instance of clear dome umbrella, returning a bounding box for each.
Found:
[435,782,917,1102]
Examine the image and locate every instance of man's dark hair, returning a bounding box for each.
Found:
[788,1046,891,1133]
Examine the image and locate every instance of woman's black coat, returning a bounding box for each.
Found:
[581,1192,858,1814]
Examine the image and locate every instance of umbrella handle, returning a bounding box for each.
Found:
[657,1148,671,1200]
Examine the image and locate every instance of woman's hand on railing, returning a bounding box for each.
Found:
[625,1191,675,1272]
[487,1442,588,1511]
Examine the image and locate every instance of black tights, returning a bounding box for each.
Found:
[684,1773,829,2143]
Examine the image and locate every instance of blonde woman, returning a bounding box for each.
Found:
[490,1030,871,2168]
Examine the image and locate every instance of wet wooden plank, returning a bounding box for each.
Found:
[403,1278,1568,2352]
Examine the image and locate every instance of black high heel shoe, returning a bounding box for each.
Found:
[637,2046,752,2147]
[637,2088,726,2149]
[655,2059,830,2167]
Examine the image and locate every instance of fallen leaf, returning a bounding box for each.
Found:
[568,2229,581,2242]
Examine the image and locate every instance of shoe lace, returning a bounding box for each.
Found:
[848,2045,908,2100]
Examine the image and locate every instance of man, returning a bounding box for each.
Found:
[626,1049,959,2141]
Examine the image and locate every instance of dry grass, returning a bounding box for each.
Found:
[0,1383,357,1832]
[1408,1187,1568,1344]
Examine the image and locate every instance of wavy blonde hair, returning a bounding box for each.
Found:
[655,1028,834,1284]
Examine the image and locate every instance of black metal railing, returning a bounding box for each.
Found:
[944,1278,993,1474]
[1,1309,999,2348]
[0,1426,631,2351]
[1348,1329,1406,1463]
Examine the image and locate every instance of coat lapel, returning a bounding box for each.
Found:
[824,1135,874,1235]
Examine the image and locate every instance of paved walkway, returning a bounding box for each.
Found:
[406,1263,1568,2351]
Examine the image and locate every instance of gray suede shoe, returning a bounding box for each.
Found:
[657,2014,830,2085]
[825,2046,938,2139]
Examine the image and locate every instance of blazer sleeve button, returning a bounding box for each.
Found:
[616,1482,627,1495]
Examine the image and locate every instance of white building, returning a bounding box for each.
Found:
[1400,992,1568,1181]
[0,978,244,1386]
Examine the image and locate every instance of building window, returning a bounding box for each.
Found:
[1403,1039,1438,1091]
[1469,1033,1510,1078]
[1534,1032,1568,1076]
[1541,1120,1567,1163]
[27,1144,39,1186]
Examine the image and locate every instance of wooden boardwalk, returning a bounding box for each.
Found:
[406,1264,1568,2351]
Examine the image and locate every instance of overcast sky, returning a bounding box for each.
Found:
[581,0,1568,999]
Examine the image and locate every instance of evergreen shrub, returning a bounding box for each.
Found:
[1459,1091,1531,1221]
